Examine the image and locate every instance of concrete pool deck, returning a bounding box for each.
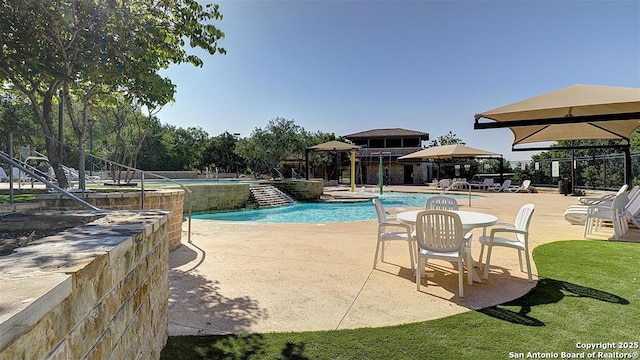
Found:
[167,185,639,335]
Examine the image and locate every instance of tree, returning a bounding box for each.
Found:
[429,131,465,147]
[236,118,306,177]
[201,132,245,174]
[0,0,225,188]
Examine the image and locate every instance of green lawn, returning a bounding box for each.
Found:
[161,240,639,360]
[0,194,37,203]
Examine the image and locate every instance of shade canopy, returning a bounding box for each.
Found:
[305,140,359,188]
[307,140,360,151]
[398,144,499,160]
[474,84,640,146]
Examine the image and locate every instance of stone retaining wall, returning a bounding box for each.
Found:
[268,179,323,201]
[177,180,323,214]
[179,183,250,213]
[36,189,184,250]
[0,210,170,359]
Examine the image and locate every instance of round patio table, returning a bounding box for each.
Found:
[396,210,498,283]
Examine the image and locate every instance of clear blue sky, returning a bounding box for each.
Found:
[157,0,640,161]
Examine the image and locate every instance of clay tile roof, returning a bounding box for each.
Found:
[344,128,429,139]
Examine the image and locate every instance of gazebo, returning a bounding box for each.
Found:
[305,140,360,191]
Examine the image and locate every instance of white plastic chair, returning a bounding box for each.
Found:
[437,179,451,190]
[424,195,459,211]
[583,192,628,240]
[480,204,535,282]
[414,210,472,297]
[372,199,416,274]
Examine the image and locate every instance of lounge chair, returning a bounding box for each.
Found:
[489,179,512,192]
[623,187,640,229]
[480,178,494,191]
[509,180,532,193]
[578,184,628,205]
[564,185,639,226]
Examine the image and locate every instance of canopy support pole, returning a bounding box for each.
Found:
[350,151,356,192]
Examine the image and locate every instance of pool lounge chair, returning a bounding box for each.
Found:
[489,179,512,192]
[578,184,628,205]
[509,180,532,193]
[564,185,639,226]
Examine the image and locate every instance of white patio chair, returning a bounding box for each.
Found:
[372,199,416,274]
[437,179,451,190]
[583,191,628,240]
[424,195,459,211]
[480,204,535,283]
[414,210,472,297]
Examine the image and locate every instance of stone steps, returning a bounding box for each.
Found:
[248,184,295,208]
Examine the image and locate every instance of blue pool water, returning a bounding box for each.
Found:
[192,192,470,223]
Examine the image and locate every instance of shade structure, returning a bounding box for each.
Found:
[474,84,640,146]
[398,144,499,160]
[474,84,640,185]
[305,140,360,191]
[307,140,360,151]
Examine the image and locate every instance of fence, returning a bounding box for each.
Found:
[508,152,640,190]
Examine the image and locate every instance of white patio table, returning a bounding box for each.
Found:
[396,210,498,283]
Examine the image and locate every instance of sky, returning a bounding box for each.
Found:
[157,0,640,161]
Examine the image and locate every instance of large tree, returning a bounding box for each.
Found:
[0,0,225,188]
[236,118,306,177]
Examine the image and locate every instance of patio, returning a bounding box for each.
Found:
[168,186,639,335]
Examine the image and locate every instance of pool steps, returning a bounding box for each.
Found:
[247,184,296,208]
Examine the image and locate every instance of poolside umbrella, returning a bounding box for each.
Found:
[399,144,499,207]
[398,144,499,160]
[474,84,640,185]
[399,144,501,181]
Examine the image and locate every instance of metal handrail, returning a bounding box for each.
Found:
[0,151,100,210]
[84,153,194,244]
[3,132,194,243]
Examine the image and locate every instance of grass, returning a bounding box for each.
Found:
[161,240,639,359]
[0,194,37,203]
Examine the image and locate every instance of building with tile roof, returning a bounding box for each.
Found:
[344,128,433,185]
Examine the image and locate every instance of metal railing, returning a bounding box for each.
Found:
[3,134,194,243]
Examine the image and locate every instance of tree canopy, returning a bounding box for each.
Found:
[0,0,225,187]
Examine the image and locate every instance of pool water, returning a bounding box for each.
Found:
[192,192,470,223]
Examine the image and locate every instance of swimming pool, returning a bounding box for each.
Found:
[192,192,471,223]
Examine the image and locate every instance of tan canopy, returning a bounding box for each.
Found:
[475,84,640,145]
[305,140,359,187]
[307,140,359,151]
[398,144,499,160]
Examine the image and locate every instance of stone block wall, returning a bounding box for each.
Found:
[178,183,250,213]
[36,189,184,250]
[0,211,169,360]
[269,179,323,200]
